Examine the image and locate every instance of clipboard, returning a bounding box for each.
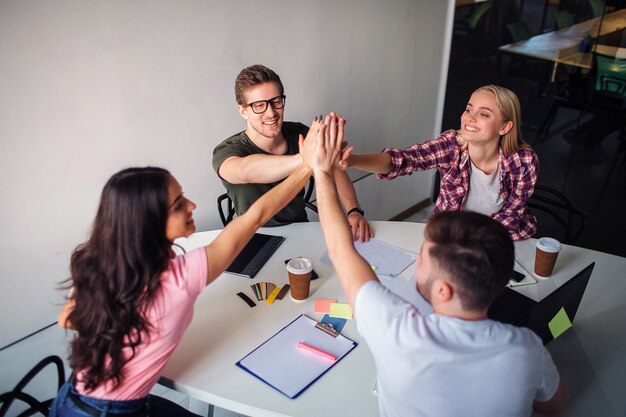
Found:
[236,314,357,398]
[225,233,285,278]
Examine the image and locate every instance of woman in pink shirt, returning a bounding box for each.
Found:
[50,118,328,416]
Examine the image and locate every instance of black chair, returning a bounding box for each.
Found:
[546,52,626,143]
[536,66,591,143]
[0,355,66,417]
[217,176,317,226]
[527,185,588,245]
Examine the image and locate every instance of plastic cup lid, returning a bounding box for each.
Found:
[286,257,313,274]
[536,237,561,253]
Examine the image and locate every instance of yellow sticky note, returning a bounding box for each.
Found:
[329,303,353,319]
[548,307,572,339]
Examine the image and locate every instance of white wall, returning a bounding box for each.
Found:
[0,0,453,349]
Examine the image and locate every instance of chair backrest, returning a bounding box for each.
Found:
[587,0,604,17]
[468,1,494,29]
[506,21,532,42]
[527,185,588,245]
[555,10,574,29]
[0,355,65,417]
[594,52,626,97]
[217,193,235,226]
[217,176,317,226]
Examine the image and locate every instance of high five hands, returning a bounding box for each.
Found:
[299,113,374,242]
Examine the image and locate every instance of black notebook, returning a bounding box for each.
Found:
[225,233,285,278]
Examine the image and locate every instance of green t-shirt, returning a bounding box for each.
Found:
[212,121,309,226]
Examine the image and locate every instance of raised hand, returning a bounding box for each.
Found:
[311,112,345,174]
[299,117,325,170]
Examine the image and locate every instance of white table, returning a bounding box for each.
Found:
[160,221,626,417]
[498,8,626,79]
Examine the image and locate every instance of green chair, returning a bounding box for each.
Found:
[506,21,532,42]
[587,0,604,17]
[594,52,626,97]
[555,10,574,29]
[468,1,494,30]
[538,52,626,141]
[451,1,498,63]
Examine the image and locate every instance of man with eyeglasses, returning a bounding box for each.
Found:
[212,64,373,241]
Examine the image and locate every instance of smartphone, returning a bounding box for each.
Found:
[285,259,319,280]
[511,270,525,282]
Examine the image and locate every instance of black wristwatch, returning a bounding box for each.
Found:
[346,207,365,217]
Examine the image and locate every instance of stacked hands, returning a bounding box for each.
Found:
[299,112,347,175]
[298,112,373,242]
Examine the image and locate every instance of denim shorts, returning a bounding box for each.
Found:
[49,378,201,417]
[49,379,147,417]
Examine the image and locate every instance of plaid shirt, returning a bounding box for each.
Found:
[379,130,538,240]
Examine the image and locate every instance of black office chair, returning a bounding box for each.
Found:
[527,185,588,245]
[217,176,318,226]
[0,355,66,417]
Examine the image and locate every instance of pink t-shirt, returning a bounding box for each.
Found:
[75,247,208,400]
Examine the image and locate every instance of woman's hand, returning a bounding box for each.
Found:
[337,143,354,171]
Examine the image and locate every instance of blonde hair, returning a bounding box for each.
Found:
[457,85,529,155]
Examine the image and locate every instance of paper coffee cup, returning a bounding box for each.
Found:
[286,257,313,301]
[534,237,561,278]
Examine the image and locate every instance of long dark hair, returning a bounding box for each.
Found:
[63,167,172,391]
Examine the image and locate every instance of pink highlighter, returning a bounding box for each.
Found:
[297,341,337,361]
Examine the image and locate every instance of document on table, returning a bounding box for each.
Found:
[236,315,357,399]
[320,238,416,278]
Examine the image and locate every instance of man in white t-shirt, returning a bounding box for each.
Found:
[312,113,565,417]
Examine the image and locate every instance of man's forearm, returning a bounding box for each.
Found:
[220,154,302,184]
[334,169,360,211]
[316,170,376,306]
[317,171,354,249]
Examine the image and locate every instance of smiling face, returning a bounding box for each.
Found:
[460,89,512,146]
[165,176,197,241]
[238,81,285,142]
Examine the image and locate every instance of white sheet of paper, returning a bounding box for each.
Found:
[321,238,416,278]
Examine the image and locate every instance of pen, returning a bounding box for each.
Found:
[297,341,337,361]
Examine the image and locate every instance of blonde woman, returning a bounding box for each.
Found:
[340,85,538,240]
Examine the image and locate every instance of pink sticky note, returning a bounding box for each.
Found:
[314,298,337,314]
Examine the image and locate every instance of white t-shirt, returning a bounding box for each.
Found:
[355,281,560,417]
[463,160,504,215]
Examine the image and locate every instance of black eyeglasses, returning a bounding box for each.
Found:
[247,95,286,114]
